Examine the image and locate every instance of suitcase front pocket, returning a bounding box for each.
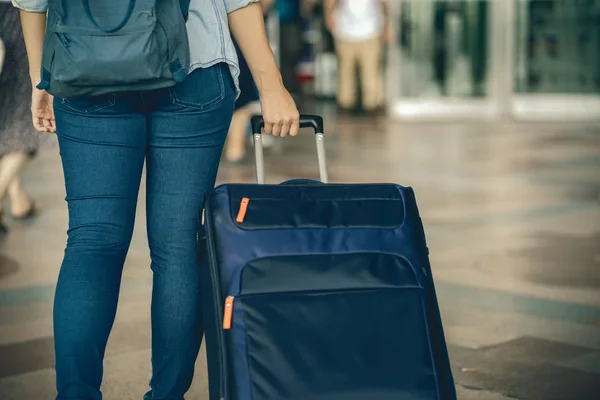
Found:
[225,253,440,400]
[231,197,405,229]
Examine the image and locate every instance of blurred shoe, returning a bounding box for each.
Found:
[225,146,246,163]
[12,202,40,220]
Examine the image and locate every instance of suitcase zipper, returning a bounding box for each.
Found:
[235,197,250,223]
[223,296,234,330]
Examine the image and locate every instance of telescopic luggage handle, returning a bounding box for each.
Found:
[250,114,329,184]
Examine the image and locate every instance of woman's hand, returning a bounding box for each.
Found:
[31,87,55,133]
[259,84,300,137]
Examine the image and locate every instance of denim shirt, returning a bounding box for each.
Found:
[11,0,259,98]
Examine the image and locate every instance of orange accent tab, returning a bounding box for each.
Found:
[223,296,235,330]
[236,197,250,223]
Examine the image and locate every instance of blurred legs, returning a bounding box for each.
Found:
[357,37,383,111]
[336,39,358,109]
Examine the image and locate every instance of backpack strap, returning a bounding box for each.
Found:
[81,0,137,34]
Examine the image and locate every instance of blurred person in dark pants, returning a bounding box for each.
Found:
[276,0,303,93]
[0,1,51,233]
[325,0,391,115]
[433,1,449,96]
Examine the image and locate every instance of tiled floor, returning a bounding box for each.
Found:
[1,111,599,399]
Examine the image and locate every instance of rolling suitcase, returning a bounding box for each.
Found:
[199,115,456,400]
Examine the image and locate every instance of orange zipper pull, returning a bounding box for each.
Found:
[223,296,235,330]
[236,198,250,223]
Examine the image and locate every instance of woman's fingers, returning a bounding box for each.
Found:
[42,116,52,131]
[289,118,300,137]
[279,117,291,137]
[271,118,281,136]
[264,121,274,135]
[33,115,46,132]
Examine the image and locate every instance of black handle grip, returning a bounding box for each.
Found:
[251,114,324,135]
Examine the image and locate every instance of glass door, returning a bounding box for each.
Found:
[387,0,504,119]
[512,0,600,120]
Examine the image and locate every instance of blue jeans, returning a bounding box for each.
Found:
[52,64,235,400]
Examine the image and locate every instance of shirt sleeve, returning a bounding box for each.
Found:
[224,0,259,14]
[11,0,48,12]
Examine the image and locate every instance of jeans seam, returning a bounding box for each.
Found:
[65,239,132,249]
[60,96,117,114]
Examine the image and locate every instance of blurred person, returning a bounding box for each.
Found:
[433,1,449,96]
[325,0,391,115]
[276,0,303,93]
[225,0,276,163]
[0,1,50,233]
[14,1,299,400]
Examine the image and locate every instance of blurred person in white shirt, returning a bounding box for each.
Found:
[325,0,391,115]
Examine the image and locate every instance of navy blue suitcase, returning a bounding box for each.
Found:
[199,115,456,400]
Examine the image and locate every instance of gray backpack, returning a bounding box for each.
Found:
[38,0,191,98]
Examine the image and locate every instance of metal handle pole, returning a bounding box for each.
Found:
[253,134,266,184]
[315,133,328,183]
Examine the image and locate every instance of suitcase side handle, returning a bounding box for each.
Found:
[249,114,328,185]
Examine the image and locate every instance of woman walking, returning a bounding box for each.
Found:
[13,0,299,399]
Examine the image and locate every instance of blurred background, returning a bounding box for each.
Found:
[269,0,600,120]
[1,1,599,399]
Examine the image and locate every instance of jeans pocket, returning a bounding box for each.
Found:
[169,63,227,110]
[59,94,117,114]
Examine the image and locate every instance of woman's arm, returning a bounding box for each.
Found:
[18,9,55,133]
[229,4,279,97]
[228,2,299,137]
[19,10,47,84]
